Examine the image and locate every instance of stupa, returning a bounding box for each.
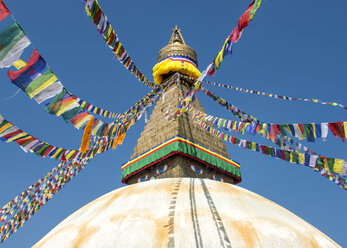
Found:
[34,27,340,248]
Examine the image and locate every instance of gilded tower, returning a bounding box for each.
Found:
[121,26,241,185]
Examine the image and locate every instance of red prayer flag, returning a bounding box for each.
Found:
[0,0,11,22]
[329,122,345,142]
[8,49,41,81]
[41,145,55,158]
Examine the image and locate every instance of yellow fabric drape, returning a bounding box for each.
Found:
[152,59,201,84]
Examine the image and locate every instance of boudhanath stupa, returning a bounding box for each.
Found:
[34,27,340,248]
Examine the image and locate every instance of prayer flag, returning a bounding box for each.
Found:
[321,123,329,139]
[298,153,305,165]
[8,49,61,100]
[25,69,57,98]
[33,80,63,104]
[0,23,30,68]
[309,155,318,168]
[61,106,84,123]
[333,159,344,174]
[45,88,80,117]
[0,122,12,134]
[20,139,39,153]
[13,59,27,69]
[80,116,94,153]
[8,49,45,89]
[0,0,11,22]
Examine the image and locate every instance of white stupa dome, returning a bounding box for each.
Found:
[34,178,339,248]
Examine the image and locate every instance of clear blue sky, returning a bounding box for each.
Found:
[0,0,346,247]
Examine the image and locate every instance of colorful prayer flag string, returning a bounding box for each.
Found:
[201,86,259,123]
[0,79,163,163]
[207,0,262,76]
[187,105,347,144]
[0,79,170,242]
[199,86,319,154]
[203,80,347,111]
[70,81,166,121]
[0,8,163,137]
[0,114,92,161]
[0,159,90,243]
[6,49,165,138]
[12,57,162,123]
[188,110,347,190]
[81,0,155,88]
[174,79,316,155]
[169,0,262,120]
[0,118,145,243]
[0,22,31,69]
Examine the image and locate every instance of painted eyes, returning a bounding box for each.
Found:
[212,174,224,182]
[156,165,169,175]
[137,174,150,183]
[189,165,204,175]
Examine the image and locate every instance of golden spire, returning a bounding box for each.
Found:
[157,26,198,66]
[168,26,186,45]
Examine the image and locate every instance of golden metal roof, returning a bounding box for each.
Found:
[157,26,198,66]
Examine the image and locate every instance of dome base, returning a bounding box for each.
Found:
[34,178,339,248]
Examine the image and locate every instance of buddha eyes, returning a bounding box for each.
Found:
[156,165,169,175]
[137,174,149,183]
[189,165,204,175]
[212,174,224,182]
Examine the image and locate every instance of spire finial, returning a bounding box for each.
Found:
[169,25,186,45]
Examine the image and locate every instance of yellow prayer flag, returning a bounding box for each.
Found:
[333,159,344,174]
[343,122,347,140]
[92,121,102,136]
[232,121,237,131]
[0,123,13,133]
[251,142,257,151]
[241,123,250,134]
[56,101,79,116]
[80,101,87,108]
[298,153,305,165]
[6,132,28,143]
[105,25,113,39]
[13,59,27,69]
[323,158,329,171]
[65,151,76,160]
[52,148,63,158]
[214,37,228,69]
[114,41,123,55]
[311,123,316,138]
[289,153,294,163]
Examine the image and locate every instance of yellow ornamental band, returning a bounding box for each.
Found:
[152,58,201,85]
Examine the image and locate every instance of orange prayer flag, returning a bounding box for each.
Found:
[80,116,94,153]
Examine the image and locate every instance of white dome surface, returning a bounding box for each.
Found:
[34,178,340,248]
